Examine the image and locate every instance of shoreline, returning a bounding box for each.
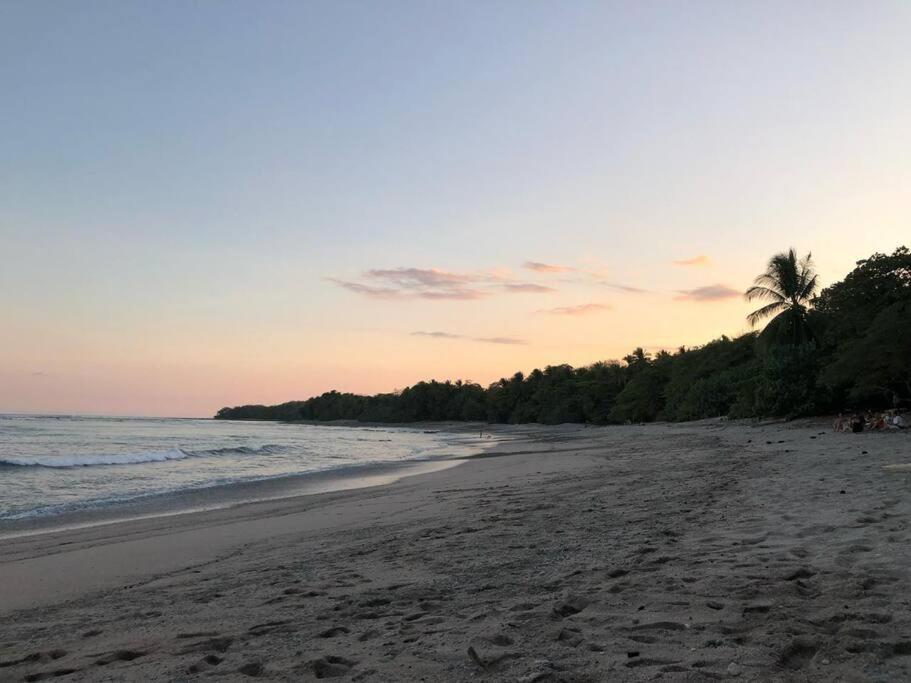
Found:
[1,422,910,680]
[0,422,498,540]
[0,426,546,615]
[0,458,466,541]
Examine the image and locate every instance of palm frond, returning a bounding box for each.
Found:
[744,285,786,302]
[773,249,801,298]
[799,273,819,300]
[751,272,787,292]
[747,300,787,327]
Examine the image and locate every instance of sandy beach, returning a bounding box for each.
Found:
[2,421,910,682]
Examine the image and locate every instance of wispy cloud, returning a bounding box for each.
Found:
[538,303,612,316]
[411,331,527,345]
[366,268,474,288]
[523,261,574,274]
[327,278,404,299]
[553,274,649,294]
[331,262,652,301]
[673,255,711,267]
[500,283,555,294]
[410,331,462,339]
[597,281,650,294]
[331,265,556,301]
[413,289,487,301]
[548,259,649,294]
[674,284,740,301]
[474,336,527,345]
[364,267,488,300]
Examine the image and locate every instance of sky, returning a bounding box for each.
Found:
[1,1,909,417]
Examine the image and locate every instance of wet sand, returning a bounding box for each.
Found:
[0,457,466,542]
[1,421,910,681]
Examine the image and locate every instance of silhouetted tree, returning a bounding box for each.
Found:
[215,245,909,424]
[745,248,818,345]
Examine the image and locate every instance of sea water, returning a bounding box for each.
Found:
[0,414,477,521]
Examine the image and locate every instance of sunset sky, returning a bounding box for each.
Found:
[2,1,909,417]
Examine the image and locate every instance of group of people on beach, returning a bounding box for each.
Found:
[833,411,908,433]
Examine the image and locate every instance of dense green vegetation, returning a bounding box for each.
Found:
[216,247,911,424]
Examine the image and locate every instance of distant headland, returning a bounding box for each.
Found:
[217,247,910,425]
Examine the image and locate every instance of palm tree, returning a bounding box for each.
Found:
[745,249,818,345]
[623,347,649,365]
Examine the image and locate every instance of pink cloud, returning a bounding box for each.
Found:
[523,261,574,273]
[673,255,711,267]
[538,303,612,315]
[331,265,557,300]
[500,283,556,294]
[474,336,527,345]
[326,278,403,299]
[410,331,462,339]
[674,284,740,301]
[598,282,649,294]
[366,267,475,287]
[411,331,527,345]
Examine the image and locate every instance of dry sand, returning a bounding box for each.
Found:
[1,421,910,681]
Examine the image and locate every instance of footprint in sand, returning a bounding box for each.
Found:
[238,660,265,677]
[783,566,816,581]
[778,637,818,670]
[467,643,518,670]
[24,668,79,682]
[94,649,147,666]
[308,655,356,678]
[247,620,294,636]
[0,650,68,668]
[319,626,351,638]
[187,654,223,674]
[555,627,583,647]
[178,635,233,654]
[552,595,588,618]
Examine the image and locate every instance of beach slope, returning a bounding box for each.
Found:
[1,422,910,681]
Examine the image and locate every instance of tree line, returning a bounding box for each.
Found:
[215,246,910,424]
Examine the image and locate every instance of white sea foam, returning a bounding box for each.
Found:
[0,449,190,468]
[0,444,290,469]
[0,416,480,523]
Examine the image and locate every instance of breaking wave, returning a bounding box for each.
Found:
[0,444,286,468]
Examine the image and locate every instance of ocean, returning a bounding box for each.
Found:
[0,414,480,524]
